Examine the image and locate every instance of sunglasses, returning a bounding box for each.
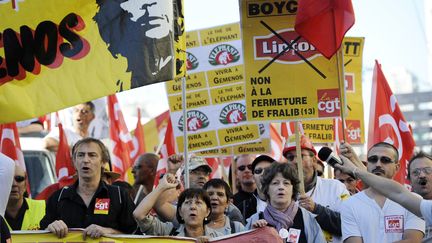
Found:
[285,153,312,162]
[14,175,26,183]
[253,167,265,175]
[367,155,395,164]
[411,167,432,177]
[238,164,253,172]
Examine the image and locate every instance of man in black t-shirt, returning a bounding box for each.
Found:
[40,138,136,239]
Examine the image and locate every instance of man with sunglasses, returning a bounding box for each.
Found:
[340,142,425,243]
[237,155,275,226]
[5,165,46,230]
[132,153,159,204]
[283,135,349,243]
[233,154,256,211]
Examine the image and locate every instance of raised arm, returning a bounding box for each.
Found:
[337,154,422,217]
[133,173,178,221]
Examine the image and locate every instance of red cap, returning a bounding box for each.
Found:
[283,134,317,156]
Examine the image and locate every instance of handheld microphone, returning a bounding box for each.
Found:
[318,147,343,167]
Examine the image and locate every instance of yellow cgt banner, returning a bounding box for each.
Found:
[0,0,185,124]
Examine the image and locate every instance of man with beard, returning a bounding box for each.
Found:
[340,142,424,242]
[44,102,96,152]
[233,155,256,210]
[284,135,349,243]
[408,151,432,240]
[93,0,179,88]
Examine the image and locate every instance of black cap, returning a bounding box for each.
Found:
[251,155,276,173]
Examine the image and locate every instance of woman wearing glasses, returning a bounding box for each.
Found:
[203,179,245,235]
[249,162,326,242]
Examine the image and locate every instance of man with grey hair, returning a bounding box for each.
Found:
[40,138,136,239]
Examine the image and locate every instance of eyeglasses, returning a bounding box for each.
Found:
[14,175,26,183]
[367,155,395,164]
[238,164,253,172]
[253,167,264,175]
[285,153,312,162]
[411,167,432,177]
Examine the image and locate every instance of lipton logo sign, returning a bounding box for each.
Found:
[254,28,320,64]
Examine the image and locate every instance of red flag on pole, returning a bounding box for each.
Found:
[281,122,304,139]
[154,117,176,187]
[56,122,76,186]
[108,94,134,180]
[368,60,415,186]
[270,124,284,161]
[295,0,355,59]
[0,123,25,169]
[131,108,146,164]
[0,122,31,196]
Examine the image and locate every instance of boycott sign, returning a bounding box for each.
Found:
[240,0,342,122]
[166,23,261,152]
[0,0,185,124]
[301,37,365,144]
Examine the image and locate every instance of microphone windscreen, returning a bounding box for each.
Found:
[318,147,333,162]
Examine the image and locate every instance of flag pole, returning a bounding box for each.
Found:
[336,47,347,141]
[181,77,190,189]
[295,121,305,194]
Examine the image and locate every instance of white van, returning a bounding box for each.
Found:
[20,134,57,197]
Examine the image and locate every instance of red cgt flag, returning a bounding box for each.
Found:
[108,94,135,180]
[130,108,146,165]
[368,60,415,186]
[295,0,355,59]
[154,117,176,187]
[0,122,31,196]
[56,122,76,186]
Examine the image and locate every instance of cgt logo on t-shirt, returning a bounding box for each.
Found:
[385,215,404,233]
[94,198,110,215]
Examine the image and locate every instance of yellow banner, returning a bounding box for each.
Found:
[301,37,365,144]
[11,231,194,243]
[166,23,261,152]
[240,0,342,122]
[0,0,185,124]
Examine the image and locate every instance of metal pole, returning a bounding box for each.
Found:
[181,77,189,188]
[337,47,347,141]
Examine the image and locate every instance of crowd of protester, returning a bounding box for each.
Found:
[1,131,432,243]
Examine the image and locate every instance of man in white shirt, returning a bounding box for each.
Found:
[340,142,425,242]
[284,135,350,243]
[44,102,96,151]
